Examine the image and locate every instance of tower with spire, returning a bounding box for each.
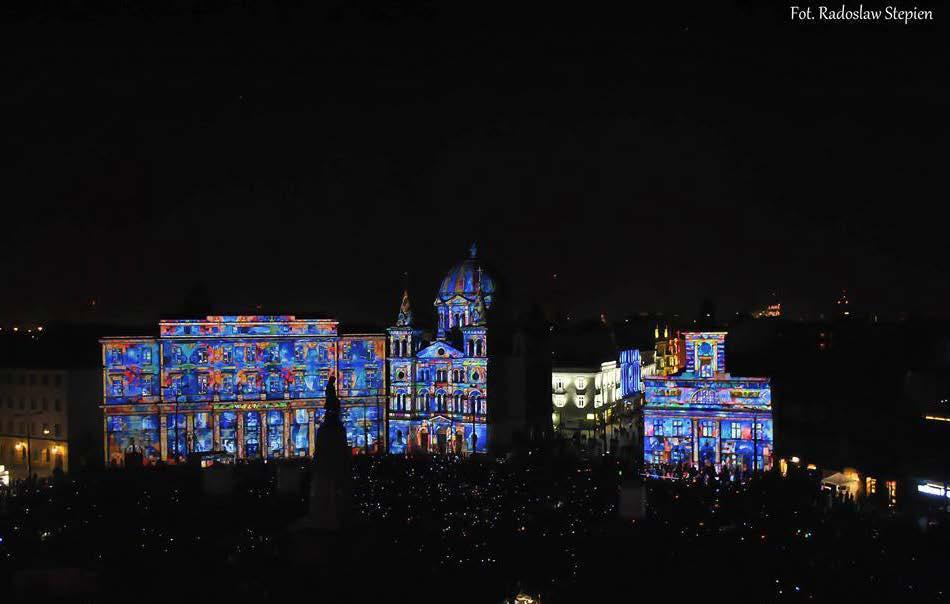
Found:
[386,244,493,456]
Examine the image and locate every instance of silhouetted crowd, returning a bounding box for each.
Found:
[1,450,947,602]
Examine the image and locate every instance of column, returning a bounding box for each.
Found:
[261,409,269,459]
[692,418,699,466]
[715,420,722,468]
[283,409,292,457]
[159,411,169,461]
[186,413,195,456]
[308,408,316,457]
[236,412,244,459]
[102,413,110,466]
[213,412,221,451]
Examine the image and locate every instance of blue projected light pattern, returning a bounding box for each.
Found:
[101,316,386,464]
[642,331,774,471]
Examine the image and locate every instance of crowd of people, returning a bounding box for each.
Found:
[0,449,947,602]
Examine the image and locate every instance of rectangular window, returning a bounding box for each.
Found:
[55,424,61,437]
[42,374,49,386]
[222,374,234,394]
[197,347,208,364]
[197,374,209,394]
[653,420,663,436]
[54,399,61,412]
[142,375,153,396]
[54,375,62,387]
[294,345,304,362]
[142,347,152,364]
[223,347,233,364]
[268,375,282,393]
[111,378,124,396]
[672,419,684,436]
[700,420,715,437]
[42,398,48,411]
[246,346,256,362]
[731,423,742,439]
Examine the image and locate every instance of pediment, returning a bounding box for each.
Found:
[417,341,465,359]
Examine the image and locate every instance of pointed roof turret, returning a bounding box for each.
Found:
[396,289,413,327]
[470,267,488,326]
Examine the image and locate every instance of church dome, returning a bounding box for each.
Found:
[437,245,495,307]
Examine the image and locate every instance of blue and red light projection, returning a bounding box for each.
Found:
[101,316,386,465]
[387,247,491,455]
[643,331,774,472]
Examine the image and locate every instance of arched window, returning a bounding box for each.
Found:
[475,339,483,356]
[418,390,429,412]
[436,390,446,412]
[470,392,481,415]
[453,391,464,413]
[468,340,475,356]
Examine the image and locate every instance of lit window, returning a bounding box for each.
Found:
[197,347,208,364]
[197,374,209,394]
[672,419,684,436]
[700,420,715,437]
[553,394,567,408]
[223,347,233,364]
[731,423,742,439]
[575,395,586,408]
[886,480,897,507]
[653,420,663,436]
[111,378,124,396]
[142,347,152,364]
[575,377,588,390]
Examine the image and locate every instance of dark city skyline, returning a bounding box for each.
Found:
[3,2,946,326]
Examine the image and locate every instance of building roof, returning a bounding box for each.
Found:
[437,245,495,307]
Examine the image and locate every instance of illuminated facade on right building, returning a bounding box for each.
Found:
[643,332,773,471]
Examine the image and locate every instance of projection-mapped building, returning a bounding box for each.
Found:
[387,245,491,455]
[100,316,385,464]
[643,332,773,471]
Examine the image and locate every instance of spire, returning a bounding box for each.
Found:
[470,270,487,326]
[396,289,413,327]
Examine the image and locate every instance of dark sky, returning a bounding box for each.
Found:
[2,1,946,328]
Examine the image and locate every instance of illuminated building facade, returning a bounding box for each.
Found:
[643,332,774,471]
[653,326,685,376]
[0,368,83,479]
[552,348,650,451]
[387,247,491,455]
[100,316,385,465]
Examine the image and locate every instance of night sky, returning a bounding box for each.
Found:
[3,1,946,327]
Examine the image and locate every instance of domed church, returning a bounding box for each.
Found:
[387,244,490,455]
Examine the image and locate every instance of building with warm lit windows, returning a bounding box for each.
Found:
[653,325,685,376]
[643,332,774,471]
[552,349,652,451]
[0,368,94,480]
[100,316,386,465]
